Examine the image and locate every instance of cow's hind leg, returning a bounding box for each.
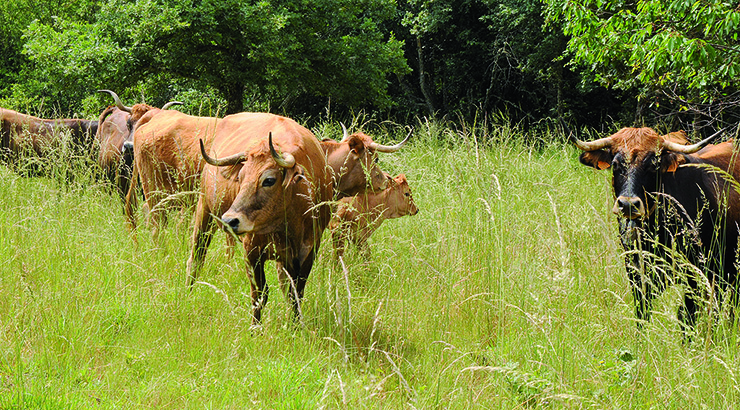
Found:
[280,251,316,323]
[678,293,699,341]
[186,197,215,288]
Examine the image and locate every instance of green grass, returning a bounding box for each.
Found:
[1,121,739,409]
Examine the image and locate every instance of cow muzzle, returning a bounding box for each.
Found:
[221,212,254,235]
[612,196,645,219]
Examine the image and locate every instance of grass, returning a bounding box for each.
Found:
[1,119,739,408]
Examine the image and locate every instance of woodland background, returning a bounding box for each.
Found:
[2,0,739,134]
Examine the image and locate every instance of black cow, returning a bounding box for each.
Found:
[576,127,739,333]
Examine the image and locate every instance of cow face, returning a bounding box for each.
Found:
[212,136,313,236]
[387,174,418,218]
[327,133,387,196]
[578,128,687,220]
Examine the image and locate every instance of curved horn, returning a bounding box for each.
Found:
[269,133,296,168]
[340,123,349,142]
[200,139,247,167]
[97,89,132,113]
[573,136,613,152]
[661,127,726,154]
[369,128,413,153]
[161,101,183,110]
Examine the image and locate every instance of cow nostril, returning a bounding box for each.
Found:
[224,217,240,230]
[614,196,643,217]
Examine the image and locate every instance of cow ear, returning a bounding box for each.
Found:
[347,135,365,154]
[579,150,613,170]
[284,165,306,188]
[660,152,685,173]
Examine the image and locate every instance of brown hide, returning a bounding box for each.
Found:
[320,132,389,197]
[330,173,418,258]
[187,112,333,324]
[1,108,96,157]
[125,110,220,230]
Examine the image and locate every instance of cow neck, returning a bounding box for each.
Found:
[321,140,347,178]
[358,186,392,218]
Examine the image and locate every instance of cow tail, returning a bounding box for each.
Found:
[124,155,139,231]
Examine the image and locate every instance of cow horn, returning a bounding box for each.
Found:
[573,136,613,151]
[269,132,296,168]
[661,127,727,154]
[98,89,132,113]
[200,139,247,166]
[161,101,183,110]
[369,128,413,153]
[340,123,349,142]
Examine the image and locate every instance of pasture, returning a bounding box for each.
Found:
[1,120,738,409]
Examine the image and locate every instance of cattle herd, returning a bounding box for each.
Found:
[0,91,416,326]
[2,92,740,336]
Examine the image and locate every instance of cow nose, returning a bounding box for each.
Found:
[223,217,240,231]
[613,196,644,218]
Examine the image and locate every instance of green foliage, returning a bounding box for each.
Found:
[92,0,408,114]
[395,0,623,124]
[19,18,124,116]
[543,0,740,103]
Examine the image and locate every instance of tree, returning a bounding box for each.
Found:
[543,0,740,126]
[90,0,408,115]
[393,0,627,127]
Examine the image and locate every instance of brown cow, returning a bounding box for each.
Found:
[96,89,182,203]
[0,108,97,161]
[124,109,220,233]
[126,116,408,232]
[575,127,740,335]
[330,173,418,259]
[321,124,411,198]
[186,112,334,324]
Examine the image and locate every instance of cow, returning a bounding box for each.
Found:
[575,126,739,334]
[330,173,418,259]
[95,89,182,203]
[185,112,333,324]
[123,109,220,234]
[0,107,98,161]
[321,124,411,198]
[126,116,408,236]
[185,114,411,324]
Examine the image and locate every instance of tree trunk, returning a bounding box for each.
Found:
[416,37,435,116]
[224,82,245,115]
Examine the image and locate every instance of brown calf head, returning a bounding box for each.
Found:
[386,173,419,218]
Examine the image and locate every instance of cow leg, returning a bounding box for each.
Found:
[286,251,315,322]
[678,292,699,340]
[626,254,654,328]
[331,228,346,262]
[186,197,216,289]
[248,256,269,325]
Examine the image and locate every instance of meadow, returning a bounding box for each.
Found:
[1,119,739,409]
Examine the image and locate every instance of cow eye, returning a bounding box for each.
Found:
[262,177,277,187]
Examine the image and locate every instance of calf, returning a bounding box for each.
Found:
[330,173,418,259]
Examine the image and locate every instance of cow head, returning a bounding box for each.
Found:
[200,134,311,235]
[323,124,411,197]
[386,173,419,218]
[576,127,719,221]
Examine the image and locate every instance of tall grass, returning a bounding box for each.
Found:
[1,119,739,409]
